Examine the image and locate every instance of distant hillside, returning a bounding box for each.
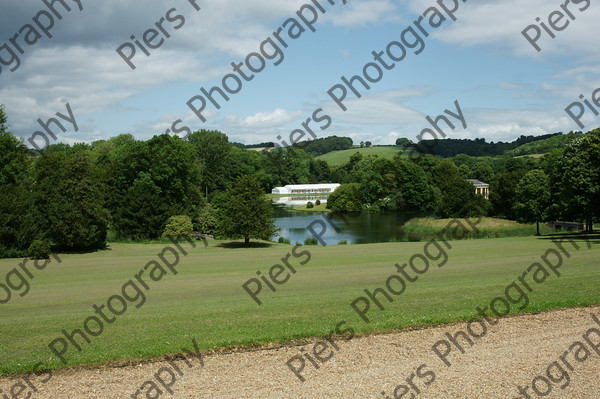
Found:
[232,142,275,149]
[301,136,353,155]
[317,146,403,165]
[417,133,562,157]
[507,132,583,156]
[234,136,353,156]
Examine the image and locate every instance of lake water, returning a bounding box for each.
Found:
[272,203,427,245]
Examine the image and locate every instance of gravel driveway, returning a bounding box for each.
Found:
[2,306,599,398]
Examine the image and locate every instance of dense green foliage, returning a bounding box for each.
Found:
[195,203,219,235]
[299,135,353,155]
[0,100,598,257]
[220,175,278,245]
[431,160,489,218]
[513,170,551,235]
[553,131,600,232]
[162,215,194,239]
[418,133,562,157]
[27,240,51,259]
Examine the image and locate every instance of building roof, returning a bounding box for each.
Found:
[271,183,341,194]
[467,179,489,187]
[281,184,340,190]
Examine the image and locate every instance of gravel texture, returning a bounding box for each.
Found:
[1,306,599,398]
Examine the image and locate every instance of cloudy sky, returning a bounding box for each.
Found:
[1,0,598,147]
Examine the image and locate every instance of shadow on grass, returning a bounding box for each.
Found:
[535,231,600,245]
[217,241,274,249]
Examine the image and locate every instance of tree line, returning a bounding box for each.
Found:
[331,131,599,235]
[0,103,598,258]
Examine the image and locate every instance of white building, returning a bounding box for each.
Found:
[467,179,490,200]
[272,183,341,195]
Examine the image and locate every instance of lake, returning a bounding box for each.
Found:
[272,203,427,245]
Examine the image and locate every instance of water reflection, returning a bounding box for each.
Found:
[272,203,427,245]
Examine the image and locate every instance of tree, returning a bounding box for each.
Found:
[106,135,202,239]
[189,130,232,195]
[458,164,471,179]
[34,151,110,250]
[327,183,363,212]
[432,160,488,218]
[112,172,176,239]
[221,175,278,246]
[513,170,551,235]
[472,161,494,183]
[393,160,436,212]
[0,112,38,257]
[489,171,526,219]
[395,138,413,147]
[196,203,219,235]
[555,130,600,232]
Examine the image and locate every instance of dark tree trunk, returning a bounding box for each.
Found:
[536,221,540,236]
[245,236,250,246]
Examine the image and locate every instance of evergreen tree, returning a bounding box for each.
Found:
[221,175,278,246]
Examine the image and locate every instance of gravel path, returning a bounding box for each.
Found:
[2,306,599,398]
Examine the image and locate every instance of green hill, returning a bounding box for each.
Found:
[317,146,404,165]
[508,132,583,156]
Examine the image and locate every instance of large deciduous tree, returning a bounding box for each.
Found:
[327,183,363,212]
[189,130,232,195]
[432,160,489,218]
[513,170,551,235]
[555,130,600,232]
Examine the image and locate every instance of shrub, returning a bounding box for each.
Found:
[196,203,219,235]
[337,240,347,245]
[304,237,319,245]
[306,201,314,209]
[162,215,193,239]
[278,237,291,244]
[28,240,51,259]
[315,199,321,206]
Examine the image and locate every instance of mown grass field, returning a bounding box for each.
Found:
[1,235,599,375]
[317,146,405,164]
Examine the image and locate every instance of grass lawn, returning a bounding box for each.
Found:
[291,202,329,212]
[1,235,599,375]
[317,146,405,165]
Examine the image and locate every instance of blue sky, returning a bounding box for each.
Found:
[1,0,599,146]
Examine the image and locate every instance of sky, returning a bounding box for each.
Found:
[1,0,599,147]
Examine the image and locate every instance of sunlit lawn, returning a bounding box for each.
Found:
[1,234,598,374]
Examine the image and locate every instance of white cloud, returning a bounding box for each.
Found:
[225,108,302,128]
[418,0,600,59]
[328,0,400,26]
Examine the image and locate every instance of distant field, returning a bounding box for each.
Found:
[317,146,404,164]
